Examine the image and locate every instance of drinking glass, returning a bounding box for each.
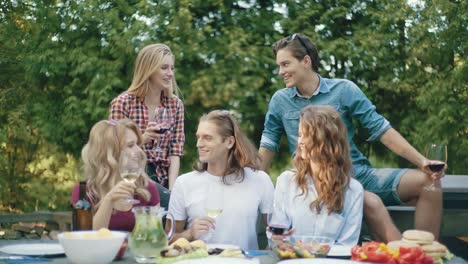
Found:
[202,184,224,242]
[265,202,291,250]
[267,205,291,236]
[119,148,143,204]
[424,143,447,191]
[153,107,173,153]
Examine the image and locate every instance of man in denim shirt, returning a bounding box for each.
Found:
[259,33,446,242]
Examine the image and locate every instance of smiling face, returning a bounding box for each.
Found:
[123,128,140,153]
[121,128,146,167]
[149,55,175,91]
[196,121,234,166]
[276,48,310,88]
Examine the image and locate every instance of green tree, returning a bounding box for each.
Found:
[276,0,467,173]
[0,0,466,212]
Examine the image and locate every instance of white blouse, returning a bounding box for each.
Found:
[275,170,364,246]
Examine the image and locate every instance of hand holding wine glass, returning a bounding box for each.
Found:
[267,203,292,245]
[423,143,447,191]
[119,148,143,204]
[152,107,173,152]
[202,184,224,242]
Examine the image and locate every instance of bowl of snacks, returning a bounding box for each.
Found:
[273,235,333,260]
[58,228,127,264]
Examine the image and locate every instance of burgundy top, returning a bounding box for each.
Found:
[71,181,160,231]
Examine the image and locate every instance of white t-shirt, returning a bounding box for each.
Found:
[168,167,274,249]
[275,170,364,246]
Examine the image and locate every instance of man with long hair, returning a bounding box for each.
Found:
[167,110,274,249]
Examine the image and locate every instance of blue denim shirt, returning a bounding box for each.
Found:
[260,75,392,166]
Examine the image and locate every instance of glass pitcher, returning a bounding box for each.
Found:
[129,206,174,263]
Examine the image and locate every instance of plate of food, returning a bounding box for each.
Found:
[206,243,241,255]
[0,243,64,256]
[158,238,247,264]
[273,236,332,260]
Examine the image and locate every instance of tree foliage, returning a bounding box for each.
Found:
[0,0,466,212]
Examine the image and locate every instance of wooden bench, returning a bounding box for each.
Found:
[0,211,72,231]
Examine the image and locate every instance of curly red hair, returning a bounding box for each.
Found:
[293,105,352,214]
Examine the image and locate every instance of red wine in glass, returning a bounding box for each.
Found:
[269,224,288,235]
[424,143,447,191]
[429,163,445,172]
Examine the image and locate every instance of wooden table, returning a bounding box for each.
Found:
[0,239,467,263]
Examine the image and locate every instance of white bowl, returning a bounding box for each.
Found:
[58,230,127,264]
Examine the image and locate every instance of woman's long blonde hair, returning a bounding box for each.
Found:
[294,105,351,214]
[82,119,151,208]
[127,43,179,98]
[193,110,260,184]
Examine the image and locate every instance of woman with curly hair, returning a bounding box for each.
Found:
[71,119,160,231]
[273,105,364,245]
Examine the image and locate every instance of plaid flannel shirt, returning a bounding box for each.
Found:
[109,92,185,186]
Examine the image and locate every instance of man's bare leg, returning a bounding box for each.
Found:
[397,169,442,239]
[364,191,402,243]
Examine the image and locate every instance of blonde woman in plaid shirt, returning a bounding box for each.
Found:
[110,44,185,192]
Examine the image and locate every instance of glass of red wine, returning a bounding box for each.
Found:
[153,107,173,153]
[424,143,447,191]
[267,204,291,236]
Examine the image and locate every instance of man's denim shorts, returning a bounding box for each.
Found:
[354,165,407,206]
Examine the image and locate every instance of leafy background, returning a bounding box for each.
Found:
[0,0,466,212]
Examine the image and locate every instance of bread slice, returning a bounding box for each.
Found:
[402,230,435,245]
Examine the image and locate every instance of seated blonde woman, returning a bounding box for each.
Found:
[273,105,364,246]
[71,119,160,231]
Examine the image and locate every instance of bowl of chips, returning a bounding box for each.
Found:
[58,228,127,264]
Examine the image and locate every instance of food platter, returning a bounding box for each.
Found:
[0,243,64,256]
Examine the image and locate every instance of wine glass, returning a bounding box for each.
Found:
[152,107,173,153]
[202,184,224,242]
[266,203,291,250]
[119,148,143,204]
[424,143,447,191]
[267,205,291,236]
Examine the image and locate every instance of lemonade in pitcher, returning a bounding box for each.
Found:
[129,206,174,263]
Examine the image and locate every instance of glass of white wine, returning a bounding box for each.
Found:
[202,184,224,242]
[119,149,143,204]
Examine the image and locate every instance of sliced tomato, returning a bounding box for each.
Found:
[421,255,435,264]
[351,245,362,259]
[400,247,423,262]
[359,242,393,263]
[399,247,435,264]
[368,252,393,262]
